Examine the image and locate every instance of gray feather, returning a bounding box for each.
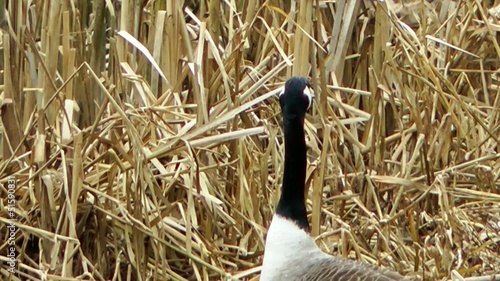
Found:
[295,256,408,281]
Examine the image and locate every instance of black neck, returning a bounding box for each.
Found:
[276,116,309,231]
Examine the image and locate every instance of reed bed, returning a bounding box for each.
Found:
[0,0,499,280]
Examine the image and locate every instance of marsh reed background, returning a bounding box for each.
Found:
[0,0,499,280]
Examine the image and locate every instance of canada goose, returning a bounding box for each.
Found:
[261,77,407,281]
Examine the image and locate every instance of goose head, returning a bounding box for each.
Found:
[278,77,314,120]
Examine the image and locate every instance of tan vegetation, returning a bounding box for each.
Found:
[0,0,499,280]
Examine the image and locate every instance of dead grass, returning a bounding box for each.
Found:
[0,0,499,280]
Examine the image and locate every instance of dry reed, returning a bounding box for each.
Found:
[0,0,499,280]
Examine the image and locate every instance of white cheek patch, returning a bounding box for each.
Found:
[303,86,314,109]
[278,86,285,97]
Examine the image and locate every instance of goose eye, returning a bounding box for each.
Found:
[303,86,314,109]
